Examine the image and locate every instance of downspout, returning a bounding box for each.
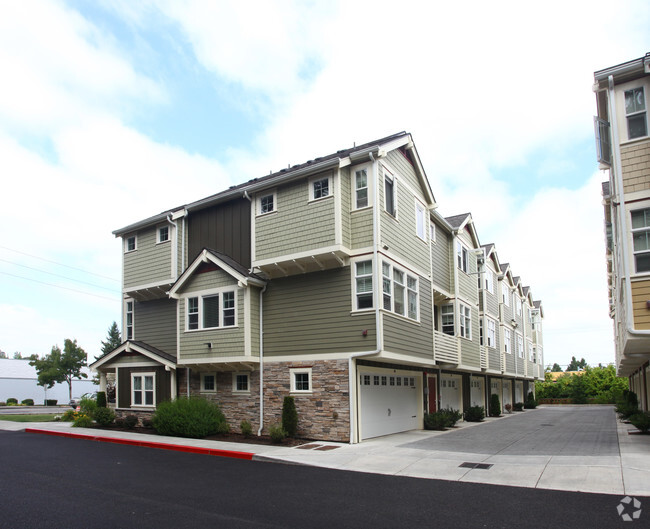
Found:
[257,284,267,436]
[166,215,179,279]
[348,150,383,444]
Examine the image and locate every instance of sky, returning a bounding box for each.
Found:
[0,0,648,367]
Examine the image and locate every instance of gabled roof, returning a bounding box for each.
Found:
[481,243,500,271]
[90,340,176,371]
[169,248,266,298]
[445,212,480,248]
[533,300,544,318]
[114,131,436,236]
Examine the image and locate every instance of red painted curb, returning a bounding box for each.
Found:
[25,428,255,460]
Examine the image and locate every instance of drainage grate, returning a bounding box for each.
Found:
[459,462,493,470]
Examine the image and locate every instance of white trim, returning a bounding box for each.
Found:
[177,355,260,366]
[131,371,156,407]
[308,172,334,202]
[156,225,170,244]
[124,235,137,253]
[232,372,251,394]
[334,168,342,245]
[290,367,313,394]
[200,372,217,392]
[352,257,374,312]
[415,199,427,241]
[91,342,176,371]
[123,278,175,295]
[252,244,351,270]
[244,287,251,356]
[257,189,277,216]
[183,287,238,332]
[351,163,372,211]
[124,298,134,341]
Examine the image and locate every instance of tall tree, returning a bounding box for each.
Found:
[100,322,122,356]
[13,352,23,359]
[29,339,88,401]
[550,363,563,372]
[566,356,588,371]
[0,350,7,359]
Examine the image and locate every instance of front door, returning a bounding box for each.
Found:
[427,375,438,413]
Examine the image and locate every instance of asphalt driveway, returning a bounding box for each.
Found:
[401,406,619,456]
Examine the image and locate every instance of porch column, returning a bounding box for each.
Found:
[99,371,107,392]
[170,368,177,400]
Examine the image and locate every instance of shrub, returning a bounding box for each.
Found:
[269,423,287,443]
[114,417,126,428]
[45,399,57,406]
[93,407,115,427]
[616,401,639,420]
[142,419,154,429]
[0,402,5,407]
[124,415,139,429]
[524,391,538,409]
[6,398,18,405]
[72,413,93,428]
[629,411,650,433]
[96,391,107,408]
[424,411,448,430]
[489,394,501,417]
[240,420,253,437]
[282,396,298,438]
[623,390,638,408]
[513,402,524,412]
[21,399,34,406]
[80,395,97,417]
[61,409,76,421]
[464,406,485,422]
[152,398,229,438]
[505,403,512,413]
[442,407,462,427]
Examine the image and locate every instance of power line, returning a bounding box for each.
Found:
[0,270,120,302]
[0,258,117,293]
[0,245,120,283]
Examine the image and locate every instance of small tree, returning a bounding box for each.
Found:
[550,363,563,372]
[566,356,588,372]
[100,322,122,356]
[282,396,298,438]
[29,339,88,401]
[13,352,23,359]
[489,393,501,417]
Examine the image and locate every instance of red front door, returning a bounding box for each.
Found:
[427,376,438,413]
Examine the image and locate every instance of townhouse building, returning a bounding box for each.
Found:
[91,131,544,442]
[595,53,650,411]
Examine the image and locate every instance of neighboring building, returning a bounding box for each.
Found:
[0,359,95,404]
[595,53,650,412]
[91,131,544,442]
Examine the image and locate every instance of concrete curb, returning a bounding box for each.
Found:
[24,428,255,460]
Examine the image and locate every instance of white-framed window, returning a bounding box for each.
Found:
[290,368,312,393]
[516,297,522,317]
[459,303,471,339]
[381,261,418,320]
[157,225,170,244]
[353,168,369,209]
[430,222,436,243]
[502,285,510,306]
[517,333,524,358]
[485,270,494,294]
[415,201,426,240]
[631,208,650,273]
[383,167,397,217]
[456,241,469,273]
[527,341,534,362]
[185,290,237,330]
[504,328,511,354]
[441,304,454,335]
[479,318,484,346]
[125,235,137,253]
[487,318,496,348]
[354,260,373,310]
[310,174,331,201]
[258,191,277,215]
[125,299,134,340]
[132,372,155,407]
[233,372,250,393]
[201,372,216,392]
[625,86,647,140]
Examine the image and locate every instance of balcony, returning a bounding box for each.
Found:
[434,330,459,365]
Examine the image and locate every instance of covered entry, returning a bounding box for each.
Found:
[359,368,420,440]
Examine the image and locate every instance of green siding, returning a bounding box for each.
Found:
[117,365,171,408]
[255,172,336,260]
[431,226,451,292]
[350,209,373,248]
[135,298,177,356]
[460,305,480,367]
[382,278,433,360]
[264,267,376,356]
[124,226,173,289]
[340,167,352,248]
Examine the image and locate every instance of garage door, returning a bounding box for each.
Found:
[470,376,485,408]
[440,374,462,412]
[359,371,419,440]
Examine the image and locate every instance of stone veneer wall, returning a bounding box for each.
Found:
[263,359,350,442]
[177,359,351,442]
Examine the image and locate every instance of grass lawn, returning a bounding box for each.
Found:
[0,414,60,422]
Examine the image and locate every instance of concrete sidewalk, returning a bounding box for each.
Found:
[2,406,649,496]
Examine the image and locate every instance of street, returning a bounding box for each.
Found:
[0,430,639,528]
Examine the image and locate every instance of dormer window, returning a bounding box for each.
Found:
[625,87,647,139]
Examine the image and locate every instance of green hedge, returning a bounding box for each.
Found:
[152,398,229,438]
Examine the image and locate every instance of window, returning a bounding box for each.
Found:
[186,291,237,330]
[355,260,373,309]
[487,319,496,348]
[381,261,418,320]
[258,192,276,215]
[502,285,510,306]
[125,236,136,252]
[631,208,650,273]
[485,270,494,294]
[504,328,511,354]
[201,373,216,392]
[516,298,522,317]
[233,373,249,393]
[456,241,469,273]
[416,202,426,240]
[517,333,524,358]
[459,304,471,339]
[310,175,331,201]
[384,173,396,216]
[479,318,484,346]
[430,222,436,242]
[157,226,169,243]
[354,169,369,209]
[528,342,534,362]
[125,300,134,340]
[625,87,647,139]
[441,304,454,335]
[132,373,155,407]
[290,368,312,393]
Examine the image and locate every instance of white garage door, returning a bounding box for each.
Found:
[359,372,419,440]
[470,376,485,408]
[502,380,512,408]
[440,374,462,412]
